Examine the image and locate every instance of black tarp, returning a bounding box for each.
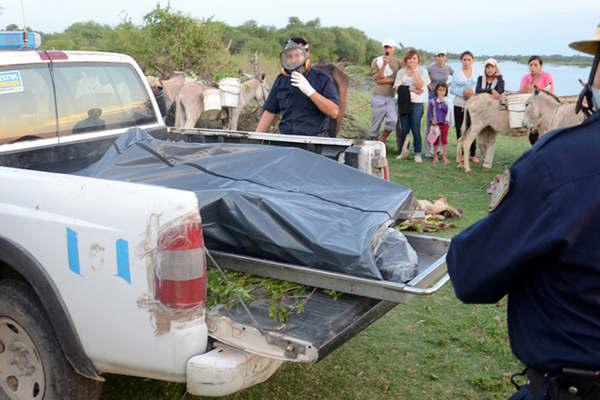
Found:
[77,128,417,280]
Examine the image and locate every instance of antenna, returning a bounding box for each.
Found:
[20,0,29,48]
[20,0,27,31]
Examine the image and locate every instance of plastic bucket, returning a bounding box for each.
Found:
[219,77,241,108]
[203,88,222,119]
[506,93,531,129]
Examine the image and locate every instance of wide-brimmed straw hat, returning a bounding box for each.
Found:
[569,24,600,55]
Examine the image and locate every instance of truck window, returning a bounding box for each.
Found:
[0,65,57,145]
[53,63,158,136]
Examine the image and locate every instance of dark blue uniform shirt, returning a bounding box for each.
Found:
[447,111,600,374]
[263,67,339,136]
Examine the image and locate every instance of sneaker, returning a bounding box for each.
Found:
[414,154,423,163]
[471,156,480,164]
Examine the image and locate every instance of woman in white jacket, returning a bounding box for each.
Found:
[393,48,431,163]
[450,51,479,164]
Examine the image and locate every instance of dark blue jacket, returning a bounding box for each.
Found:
[263,67,339,136]
[447,111,600,374]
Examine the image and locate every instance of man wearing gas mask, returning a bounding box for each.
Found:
[447,25,600,400]
[256,38,340,136]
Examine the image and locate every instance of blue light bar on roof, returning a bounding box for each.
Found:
[0,31,42,50]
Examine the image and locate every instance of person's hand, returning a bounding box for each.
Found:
[464,88,474,99]
[291,71,316,97]
[383,55,391,64]
[492,89,501,100]
[431,120,438,126]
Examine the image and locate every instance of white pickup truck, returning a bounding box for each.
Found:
[0,48,449,399]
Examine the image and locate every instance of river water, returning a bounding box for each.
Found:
[445,60,591,96]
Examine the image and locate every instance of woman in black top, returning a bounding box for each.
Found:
[476,58,505,99]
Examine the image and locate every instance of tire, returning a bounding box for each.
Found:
[0,279,103,400]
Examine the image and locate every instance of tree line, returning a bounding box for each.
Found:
[2,5,384,78]
[2,5,591,79]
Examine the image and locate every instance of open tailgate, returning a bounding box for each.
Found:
[207,233,449,363]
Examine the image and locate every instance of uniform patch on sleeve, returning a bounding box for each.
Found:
[489,170,510,212]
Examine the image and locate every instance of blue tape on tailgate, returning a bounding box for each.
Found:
[67,228,81,275]
[115,239,131,284]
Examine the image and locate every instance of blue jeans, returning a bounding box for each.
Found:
[398,102,424,155]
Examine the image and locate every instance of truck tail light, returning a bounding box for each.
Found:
[384,164,390,181]
[155,222,206,311]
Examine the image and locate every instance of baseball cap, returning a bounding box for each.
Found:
[484,58,499,68]
[382,38,397,48]
[436,49,447,56]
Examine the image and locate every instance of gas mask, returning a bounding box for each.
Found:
[592,86,600,111]
[280,40,308,75]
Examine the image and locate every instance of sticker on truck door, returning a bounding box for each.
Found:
[0,71,24,95]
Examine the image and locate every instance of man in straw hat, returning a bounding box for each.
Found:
[446,25,600,400]
[571,24,600,115]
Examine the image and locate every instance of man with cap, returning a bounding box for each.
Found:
[425,50,454,157]
[256,38,339,136]
[368,39,403,142]
[447,25,600,400]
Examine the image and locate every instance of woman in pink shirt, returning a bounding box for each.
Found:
[519,55,554,94]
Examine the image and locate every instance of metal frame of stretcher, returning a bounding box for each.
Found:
[208,233,450,304]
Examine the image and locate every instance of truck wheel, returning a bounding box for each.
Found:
[0,280,102,400]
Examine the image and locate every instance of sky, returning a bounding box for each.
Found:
[0,0,598,56]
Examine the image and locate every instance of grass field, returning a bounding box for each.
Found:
[100,128,532,399]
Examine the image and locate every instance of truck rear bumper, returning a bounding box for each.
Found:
[186,344,283,397]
